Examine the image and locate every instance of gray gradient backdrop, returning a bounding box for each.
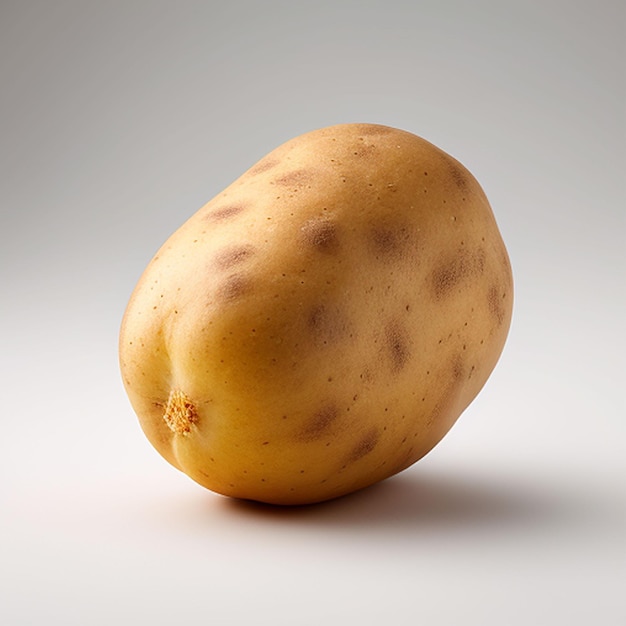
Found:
[1,1,624,625]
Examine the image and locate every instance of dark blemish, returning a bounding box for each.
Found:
[348,428,380,462]
[431,248,485,299]
[427,355,466,426]
[443,155,469,190]
[307,304,349,345]
[451,166,467,188]
[452,355,465,380]
[299,404,340,441]
[475,247,486,274]
[431,255,466,298]
[218,274,250,301]
[213,244,255,270]
[369,223,413,262]
[275,169,313,187]
[488,285,506,325]
[248,158,279,175]
[385,322,411,373]
[301,218,338,253]
[207,204,246,221]
[307,304,326,331]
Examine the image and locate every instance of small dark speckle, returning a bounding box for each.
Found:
[351,143,377,159]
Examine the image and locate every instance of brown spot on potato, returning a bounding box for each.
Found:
[426,356,466,427]
[449,164,467,189]
[369,223,414,262]
[442,155,469,190]
[431,248,485,299]
[307,304,349,345]
[248,158,279,175]
[207,204,246,221]
[475,247,486,274]
[275,169,314,187]
[348,428,380,462]
[213,244,255,270]
[452,354,465,380]
[301,218,338,252]
[488,285,506,325]
[218,273,251,301]
[299,404,340,441]
[385,322,411,373]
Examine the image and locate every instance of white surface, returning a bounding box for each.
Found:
[1,1,624,625]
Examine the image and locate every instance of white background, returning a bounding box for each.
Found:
[1,1,624,624]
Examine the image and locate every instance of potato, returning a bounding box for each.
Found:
[119,123,513,505]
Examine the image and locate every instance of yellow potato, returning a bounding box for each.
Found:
[119,123,513,505]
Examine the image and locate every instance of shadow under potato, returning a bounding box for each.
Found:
[216,466,586,533]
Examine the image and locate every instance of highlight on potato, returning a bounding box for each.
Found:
[119,123,513,505]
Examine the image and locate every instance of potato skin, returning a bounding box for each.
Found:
[119,123,513,505]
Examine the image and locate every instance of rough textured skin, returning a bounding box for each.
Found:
[119,123,513,505]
